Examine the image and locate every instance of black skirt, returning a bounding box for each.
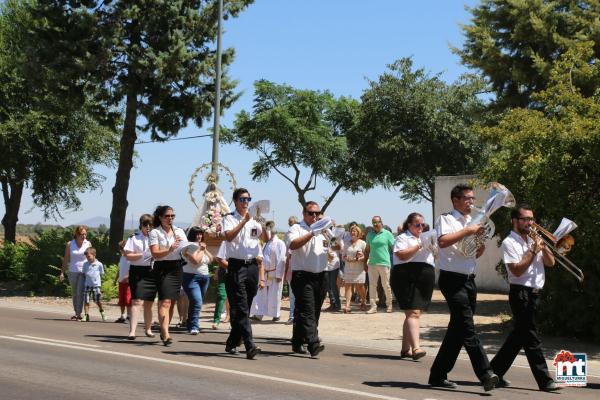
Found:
[152,260,183,301]
[129,265,157,301]
[390,262,435,311]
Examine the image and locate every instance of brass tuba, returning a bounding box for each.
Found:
[528,221,584,283]
[457,182,516,258]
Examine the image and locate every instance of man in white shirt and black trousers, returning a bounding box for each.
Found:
[490,203,560,391]
[428,184,499,391]
[288,201,328,358]
[222,188,265,360]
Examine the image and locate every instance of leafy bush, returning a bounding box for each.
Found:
[0,242,29,280]
[100,264,119,301]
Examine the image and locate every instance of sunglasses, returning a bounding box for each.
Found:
[517,217,534,222]
[163,214,176,218]
[461,196,476,201]
[412,223,425,228]
[237,197,252,203]
[305,211,322,217]
[372,221,382,225]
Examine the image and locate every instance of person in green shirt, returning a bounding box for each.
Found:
[365,216,395,313]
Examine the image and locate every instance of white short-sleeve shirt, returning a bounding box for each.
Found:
[288,221,328,273]
[502,231,545,289]
[435,209,476,275]
[124,232,152,267]
[393,231,434,266]
[68,239,91,273]
[118,256,130,282]
[216,241,227,260]
[222,211,263,260]
[149,225,187,261]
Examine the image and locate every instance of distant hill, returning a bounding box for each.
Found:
[76,216,111,228]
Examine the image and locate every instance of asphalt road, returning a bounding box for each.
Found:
[0,307,597,400]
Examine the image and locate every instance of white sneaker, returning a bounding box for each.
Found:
[189,329,200,335]
[386,306,393,313]
[366,307,377,314]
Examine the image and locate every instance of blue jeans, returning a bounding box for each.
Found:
[182,273,210,331]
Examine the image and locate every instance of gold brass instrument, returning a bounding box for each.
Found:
[528,222,584,283]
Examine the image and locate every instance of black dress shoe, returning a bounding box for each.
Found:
[162,337,173,347]
[481,372,499,392]
[292,344,308,355]
[246,346,261,360]
[540,381,561,391]
[126,335,136,341]
[428,379,458,389]
[308,342,325,359]
[225,345,240,355]
[496,377,511,388]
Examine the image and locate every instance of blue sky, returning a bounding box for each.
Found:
[17,0,479,231]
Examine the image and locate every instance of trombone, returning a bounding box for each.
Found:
[528,222,584,283]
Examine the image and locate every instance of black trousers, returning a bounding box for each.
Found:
[291,270,327,347]
[430,270,492,382]
[225,258,258,351]
[491,285,552,388]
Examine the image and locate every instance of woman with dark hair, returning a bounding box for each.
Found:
[181,226,214,334]
[149,205,186,346]
[391,212,435,361]
[124,214,156,340]
[60,225,92,321]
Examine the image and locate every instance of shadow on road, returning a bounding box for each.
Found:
[362,380,493,396]
[343,353,415,361]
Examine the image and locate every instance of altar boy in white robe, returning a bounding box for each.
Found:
[251,221,287,321]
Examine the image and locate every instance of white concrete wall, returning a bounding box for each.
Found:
[434,175,508,293]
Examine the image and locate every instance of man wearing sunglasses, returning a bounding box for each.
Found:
[287,201,329,358]
[222,188,265,360]
[490,204,559,392]
[365,216,395,314]
[429,184,499,391]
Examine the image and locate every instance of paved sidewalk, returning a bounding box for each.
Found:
[1,290,599,376]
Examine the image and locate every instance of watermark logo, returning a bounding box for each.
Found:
[553,350,587,387]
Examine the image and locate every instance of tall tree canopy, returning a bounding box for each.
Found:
[456,0,600,109]
[225,80,373,212]
[0,0,117,243]
[348,58,490,211]
[31,0,253,249]
[478,43,600,339]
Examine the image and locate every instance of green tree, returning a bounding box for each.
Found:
[348,58,490,212]
[0,0,117,243]
[225,80,373,211]
[478,44,600,339]
[456,0,600,109]
[31,0,253,250]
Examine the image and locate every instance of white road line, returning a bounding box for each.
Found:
[0,335,407,400]
[16,335,101,348]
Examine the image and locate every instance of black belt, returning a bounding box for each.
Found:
[440,269,476,280]
[510,284,542,294]
[229,257,257,265]
[130,264,151,268]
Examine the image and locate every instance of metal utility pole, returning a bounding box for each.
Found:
[210,0,224,180]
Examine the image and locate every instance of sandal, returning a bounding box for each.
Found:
[400,349,413,359]
[343,307,351,314]
[359,303,367,311]
[412,348,427,360]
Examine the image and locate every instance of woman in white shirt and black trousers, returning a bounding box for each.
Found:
[149,205,186,346]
